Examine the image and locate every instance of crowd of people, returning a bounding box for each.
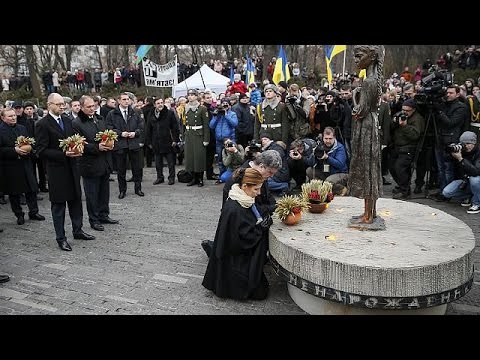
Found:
[1,49,480,298]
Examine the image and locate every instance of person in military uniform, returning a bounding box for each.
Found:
[183,89,210,187]
[253,84,289,145]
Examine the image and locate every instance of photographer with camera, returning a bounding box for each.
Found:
[209,99,238,177]
[389,99,425,200]
[218,137,245,184]
[285,83,313,143]
[305,127,348,194]
[431,85,469,201]
[287,137,316,190]
[442,131,480,213]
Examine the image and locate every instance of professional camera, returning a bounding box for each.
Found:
[414,69,453,106]
[393,110,408,122]
[314,142,326,159]
[446,142,464,153]
[248,140,262,153]
[226,142,235,148]
[287,95,298,104]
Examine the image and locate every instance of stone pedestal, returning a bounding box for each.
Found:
[269,197,475,315]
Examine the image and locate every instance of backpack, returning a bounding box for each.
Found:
[177,170,193,183]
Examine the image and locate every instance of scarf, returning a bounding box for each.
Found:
[228,183,254,208]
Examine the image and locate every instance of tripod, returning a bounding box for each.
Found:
[412,106,438,198]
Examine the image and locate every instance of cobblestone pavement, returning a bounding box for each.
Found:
[0,167,478,315]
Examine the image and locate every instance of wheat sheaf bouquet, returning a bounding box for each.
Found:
[59,134,86,154]
[274,195,309,222]
[15,136,35,153]
[95,129,118,148]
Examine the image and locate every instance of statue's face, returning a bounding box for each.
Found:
[353,48,373,70]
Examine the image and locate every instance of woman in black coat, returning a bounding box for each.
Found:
[202,168,270,300]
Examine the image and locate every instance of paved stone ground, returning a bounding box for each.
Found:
[0,167,478,315]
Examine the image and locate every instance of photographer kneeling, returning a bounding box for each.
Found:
[219,138,245,184]
[442,131,480,214]
[305,127,348,195]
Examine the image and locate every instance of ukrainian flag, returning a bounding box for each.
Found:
[134,45,154,65]
[272,45,291,85]
[246,55,255,86]
[325,45,346,84]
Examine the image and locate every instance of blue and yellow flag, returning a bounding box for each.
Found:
[272,45,291,85]
[325,45,346,83]
[246,55,255,86]
[229,64,234,83]
[134,45,154,65]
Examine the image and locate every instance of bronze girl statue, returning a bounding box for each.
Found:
[348,45,386,229]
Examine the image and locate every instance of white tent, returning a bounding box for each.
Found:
[173,64,230,98]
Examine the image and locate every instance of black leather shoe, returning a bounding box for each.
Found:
[0,274,10,283]
[201,240,213,258]
[29,213,46,221]
[58,240,72,251]
[90,223,105,231]
[186,179,196,186]
[135,190,145,197]
[17,215,25,225]
[197,181,204,187]
[118,191,126,199]
[168,180,174,185]
[153,179,164,185]
[73,231,95,240]
[99,217,119,224]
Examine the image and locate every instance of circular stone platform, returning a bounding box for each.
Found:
[269,197,475,314]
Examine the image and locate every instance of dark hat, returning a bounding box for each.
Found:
[259,131,272,140]
[278,81,288,89]
[402,99,416,108]
[12,101,23,108]
[325,91,336,97]
[459,131,477,145]
[23,101,35,109]
[238,93,248,100]
[187,89,198,96]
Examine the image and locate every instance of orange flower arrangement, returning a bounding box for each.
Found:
[59,134,86,154]
[15,136,35,153]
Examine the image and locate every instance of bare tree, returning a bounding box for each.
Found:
[0,45,26,75]
[94,45,103,70]
[25,45,42,98]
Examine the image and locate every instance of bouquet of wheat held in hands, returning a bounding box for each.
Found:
[15,136,35,153]
[95,129,118,149]
[59,134,86,154]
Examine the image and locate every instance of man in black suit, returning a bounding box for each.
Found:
[0,108,45,225]
[35,93,95,251]
[72,95,118,232]
[106,92,144,199]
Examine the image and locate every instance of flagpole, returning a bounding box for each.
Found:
[342,48,347,80]
[198,65,206,91]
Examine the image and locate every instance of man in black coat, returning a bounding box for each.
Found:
[144,98,179,185]
[72,96,118,232]
[106,92,144,199]
[0,108,45,225]
[35,93,95,251]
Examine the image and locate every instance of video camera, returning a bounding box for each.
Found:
[248,140,262,153]
[414,68,453,106]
